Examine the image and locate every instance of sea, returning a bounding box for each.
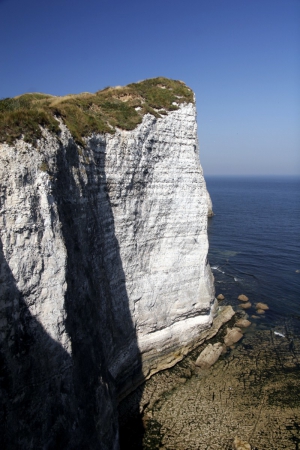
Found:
[206,176,300,328]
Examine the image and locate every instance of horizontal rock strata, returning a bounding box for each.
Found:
[0,86,214,448]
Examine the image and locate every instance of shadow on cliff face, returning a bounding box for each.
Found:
[53,137,145,449]
[0,238,79,449]
[0,136,145,448]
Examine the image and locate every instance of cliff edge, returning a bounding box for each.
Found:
[0,78,215,449]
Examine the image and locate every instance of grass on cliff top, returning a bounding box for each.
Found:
[0,78,194,146]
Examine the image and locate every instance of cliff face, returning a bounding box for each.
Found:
[0,81,214,448]
[103,103,215,383]
[206,189,214,217]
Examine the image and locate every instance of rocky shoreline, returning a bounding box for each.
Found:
[119,297,300,449]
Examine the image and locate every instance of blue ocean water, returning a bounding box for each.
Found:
[206,176,300,327]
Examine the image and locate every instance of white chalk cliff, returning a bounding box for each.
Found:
[0,80,215,449]
[103,102,216,382]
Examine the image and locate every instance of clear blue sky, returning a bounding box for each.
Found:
[1,0,299,175]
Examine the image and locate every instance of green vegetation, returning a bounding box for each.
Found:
[39,161,50,172]
[0,77,194,146]
[0,94,60,145]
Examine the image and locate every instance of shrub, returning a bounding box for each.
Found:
[40,161,50,172]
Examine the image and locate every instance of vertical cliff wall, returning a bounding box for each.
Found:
[102,102,215,383]
[0,79,215,448]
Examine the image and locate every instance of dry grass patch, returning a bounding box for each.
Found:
[0,77,194,146]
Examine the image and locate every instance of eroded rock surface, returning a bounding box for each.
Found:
[125,319,300,450]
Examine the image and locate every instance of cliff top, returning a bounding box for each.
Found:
[0,77,194,146]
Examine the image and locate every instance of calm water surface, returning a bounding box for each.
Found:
[206,176,300,325]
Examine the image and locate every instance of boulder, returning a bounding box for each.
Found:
[218,305,236,323]
[256,309,265,314]
[255,302,269,310]
[195,342,224,369]
[239,302,252,309]
[233,436,251,450]
[217,294,225,300]
[224,327,243,346]
[235,319,251,328]
[238,294,249,302]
